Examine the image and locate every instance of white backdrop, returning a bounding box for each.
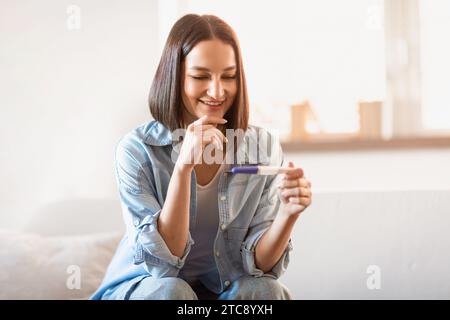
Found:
[1,0,159,228]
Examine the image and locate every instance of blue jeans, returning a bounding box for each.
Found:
[104,276,292,300]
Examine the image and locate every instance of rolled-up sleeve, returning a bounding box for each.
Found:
[115,138,194,278]
[241,143,293,279]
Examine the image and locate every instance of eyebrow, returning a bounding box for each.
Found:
[189,66,237,72]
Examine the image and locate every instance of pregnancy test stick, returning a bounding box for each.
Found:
[230,166,296,175]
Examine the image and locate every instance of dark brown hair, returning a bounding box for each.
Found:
[148,14,249,132]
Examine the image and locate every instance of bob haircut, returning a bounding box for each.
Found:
[148,14,249,133]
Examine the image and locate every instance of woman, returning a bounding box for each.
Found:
[91,14,312,300]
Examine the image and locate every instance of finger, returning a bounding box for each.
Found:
[277,179,298,189]
[203,130,222,150]
[203,127,224,138]
[288,196,312,207]
[282,171,302,182]
[278,178,310,189]
[281,187,312,198]
[283,162,304,179]
[202,134,215,145]
[211,133,222,150]
[211,127,227,143]
[211,130,224,150]
[204,127,226,145]
[200,124,215,131]
[298,178,310,188]
[188,123,215,133]
[194,115,228,126]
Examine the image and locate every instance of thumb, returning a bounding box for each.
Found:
[285,160,303,178]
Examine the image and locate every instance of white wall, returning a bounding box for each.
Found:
[285,148,450,192]
[1,0,159,228]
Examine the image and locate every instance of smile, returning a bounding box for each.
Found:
[199,100,225,107]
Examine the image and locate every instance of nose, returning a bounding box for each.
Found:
[206,78,225,100]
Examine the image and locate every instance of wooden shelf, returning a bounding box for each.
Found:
[281,135,450,152]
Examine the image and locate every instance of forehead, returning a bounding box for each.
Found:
[184,39,236,71]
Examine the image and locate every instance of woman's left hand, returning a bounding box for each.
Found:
[277,161,312,216]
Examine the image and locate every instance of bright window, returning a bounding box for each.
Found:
[419,0,450,131]
[184,0,387,138]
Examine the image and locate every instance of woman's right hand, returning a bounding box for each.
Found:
[175,115,228,173]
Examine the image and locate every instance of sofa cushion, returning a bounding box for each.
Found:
[0,229,122,299]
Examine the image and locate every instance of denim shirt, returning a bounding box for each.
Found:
[90,121,293,299]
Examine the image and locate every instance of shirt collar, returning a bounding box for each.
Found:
[143,121,173,146]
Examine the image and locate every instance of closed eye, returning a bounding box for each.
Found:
[190,76,208,80]
[190,75,237,80]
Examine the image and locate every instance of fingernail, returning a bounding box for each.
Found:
[222,119,228,123]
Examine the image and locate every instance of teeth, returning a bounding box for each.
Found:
[201,100,224,106]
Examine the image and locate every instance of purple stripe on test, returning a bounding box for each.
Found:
[230,166,259,174]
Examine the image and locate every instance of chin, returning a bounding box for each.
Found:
[197,106,225,116]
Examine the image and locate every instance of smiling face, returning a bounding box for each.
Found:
[181,39,238,126]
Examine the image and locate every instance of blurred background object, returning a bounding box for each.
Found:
[290,100,322,141]
[358,101,383,140]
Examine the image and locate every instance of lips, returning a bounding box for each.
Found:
[199,99,225,107]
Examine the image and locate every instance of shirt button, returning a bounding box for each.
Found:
[220,224,226,231]
[220,195,226,201]
[215,251,220,257]
[224,280,231,287]
[133,219,140,226]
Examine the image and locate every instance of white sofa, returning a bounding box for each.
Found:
[1,190,449,299]
[0,198,124,300]
[283,189,450,299]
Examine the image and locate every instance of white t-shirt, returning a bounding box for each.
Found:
[179,163,224,292]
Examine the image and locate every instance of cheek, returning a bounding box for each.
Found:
[184,81,204,99]
[227,82,238,98]
[226,83,238,106]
